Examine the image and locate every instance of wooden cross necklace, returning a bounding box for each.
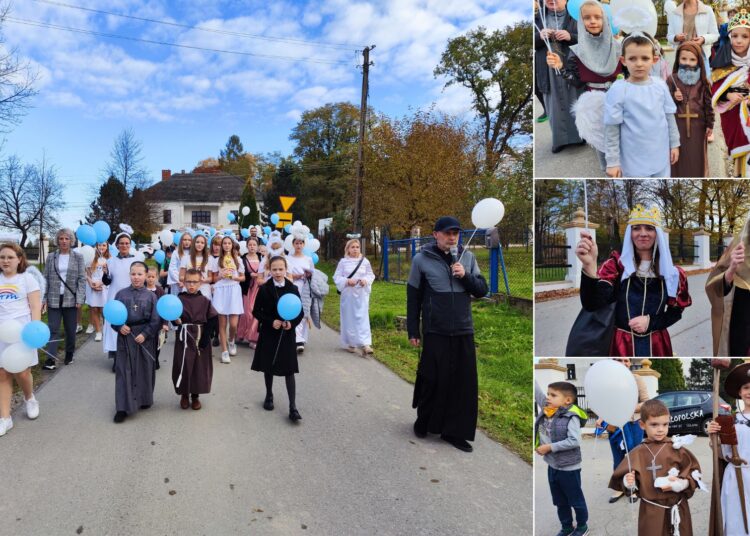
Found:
[643,442,668,479]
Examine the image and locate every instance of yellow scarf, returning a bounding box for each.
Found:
[543,406,558,418]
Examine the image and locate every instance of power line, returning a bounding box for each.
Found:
[5,17,354,65]
[30,0,366,51]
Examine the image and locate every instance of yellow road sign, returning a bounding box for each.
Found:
[279,196,296,212]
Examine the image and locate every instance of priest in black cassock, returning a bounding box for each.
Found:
[111,261,162,423]
[706,214,750,357]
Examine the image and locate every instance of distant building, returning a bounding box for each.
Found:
[145,169,261,233]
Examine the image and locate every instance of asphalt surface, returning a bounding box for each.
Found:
[535,272,712,357]
[0,324,530,535]
[534,435,713,535]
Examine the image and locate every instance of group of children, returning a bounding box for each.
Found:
[539,1,750,178]
[536,362,750,536]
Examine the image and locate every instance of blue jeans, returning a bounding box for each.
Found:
[548,466,588,529]
[609,421,644,469]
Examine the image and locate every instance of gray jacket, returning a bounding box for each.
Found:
[43,250,86,308]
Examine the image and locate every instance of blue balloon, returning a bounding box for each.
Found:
[103,300,128,325]
[263,226,272,235]
[174,232,182,246]
[109,245,118,256]
[156,294,183,321]
[21,320,50,349]
[76,225,97,246]
[566,0,584,20]
[223,229,234,236]
[154,250,166,265]
[270,213,280,225]
[277,293,302,321]
[241,228,250,238]
[303,247,314,256]
[284,224,292,233]
[311,253,319,265]
[92,221,111,243]
[227,212,236,222]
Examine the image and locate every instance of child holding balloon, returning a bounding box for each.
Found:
[85,242,110,342]
[146,266,169,370]
[0,243,43,437]
[534,380,589,536]
[111,261,162,424]
[251,256,304,422]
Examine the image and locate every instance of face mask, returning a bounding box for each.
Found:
[677,65,701,85]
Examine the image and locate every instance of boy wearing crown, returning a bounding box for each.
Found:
[712,9,750,177]
[706,212,750,357]
[574,204,692,357]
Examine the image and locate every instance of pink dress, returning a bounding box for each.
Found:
[237,257,260,343]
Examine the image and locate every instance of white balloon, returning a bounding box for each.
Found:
[0,342,37,373]
[241,206,250,216]
[0,319,23,344]
[239,242,248,255]
[159,229,174,247]
[611,0,657,37]
[78,245,95,265]
[151,241,161,251]
[584,360,638,428]
[309,239,321,253]
[134,251,146,262]
[293,220,302,227]
[471,198,505,229]
[284,235,295,253]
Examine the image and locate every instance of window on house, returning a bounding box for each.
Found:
[163,210,172,224]
[192,210,211,224]
[566,364,576,380]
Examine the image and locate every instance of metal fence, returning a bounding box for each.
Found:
[382,228,532,300]
[670,238,698,265]
[535,232,570,283]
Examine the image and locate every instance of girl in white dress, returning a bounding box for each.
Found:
[168,233,192,296]
[286,235,315,353]
[209,236,245,363]
[0,243,43,436]
[85,242,110,342]
[179,234,212,298]
[334,239,376,355]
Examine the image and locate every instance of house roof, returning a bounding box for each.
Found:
[146,172,246,202]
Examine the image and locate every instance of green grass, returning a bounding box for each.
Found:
[535,266,569,283]
[319,260,533,463]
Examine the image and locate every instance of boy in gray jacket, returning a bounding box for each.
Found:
[535,381,590,536]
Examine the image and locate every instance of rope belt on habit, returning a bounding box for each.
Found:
[176,323,201,389]
[640,497,682,536]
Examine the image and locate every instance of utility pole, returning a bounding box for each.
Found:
[353,45,374,235]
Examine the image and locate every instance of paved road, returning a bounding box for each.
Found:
[534,435,712,535]
[534,88,730,179]
[535,272,712,357]
[0,324,530,535]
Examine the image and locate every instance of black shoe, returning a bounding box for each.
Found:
[441,435,473,452]
[296,343,304,354]
[289,408,301,422]
[42,358,56,371]
[64,354,74,365]
[608,492,624,504]
[140,405,151,410]
[413,419,427,438]
[112,362,116,373]
[113,411,127,423]
[628,494,639,504]
[263,396,274,411]
[212,337,219,347]
[155,360,160,370]
[551,145,564,154]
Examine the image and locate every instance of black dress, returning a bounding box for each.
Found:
[251,279,304,376]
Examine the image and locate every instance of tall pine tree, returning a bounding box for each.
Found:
[218,135,259,227]
[651,359,686,392]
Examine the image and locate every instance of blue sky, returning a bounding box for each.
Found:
[1,0,527,230]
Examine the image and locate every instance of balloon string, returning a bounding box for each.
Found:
[457,229,479,264]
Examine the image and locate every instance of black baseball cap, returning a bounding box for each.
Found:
[434,216,461,232]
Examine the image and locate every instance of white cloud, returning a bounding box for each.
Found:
[44,90,84,108]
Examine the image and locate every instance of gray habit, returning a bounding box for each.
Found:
[112,286,161,414]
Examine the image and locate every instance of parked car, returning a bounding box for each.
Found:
[653,390,731,436]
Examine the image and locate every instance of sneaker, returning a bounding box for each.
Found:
[228,340,237,356]
[42,358,56,371]
[536,112,548,123]
[571,526,589,536]
[25,397,39,419]
[94,332,102,342]
[221,351,231,364]
[85,324,95,334]
[0,417,13,436]
[76,324,83,334]
[554,528,574,536]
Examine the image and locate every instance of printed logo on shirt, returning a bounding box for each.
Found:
[0,284,20,301]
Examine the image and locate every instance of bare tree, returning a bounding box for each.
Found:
[103,128,150,191]
[0,154,65,246]
[0,2,38,133]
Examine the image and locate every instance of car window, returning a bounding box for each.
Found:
[657,394,676,408]
[676,393,702,407]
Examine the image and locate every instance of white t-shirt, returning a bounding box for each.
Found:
[208,254,244,288]
[0,272,40,319]
[58,253,70,294]
[180,254,210,279]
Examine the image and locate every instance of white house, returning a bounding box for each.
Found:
[146,169,261,235]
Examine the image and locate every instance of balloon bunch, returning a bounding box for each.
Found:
[0,320,51,373]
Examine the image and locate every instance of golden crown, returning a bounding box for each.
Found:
[729,9,750,32]
[627,204,662,228]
